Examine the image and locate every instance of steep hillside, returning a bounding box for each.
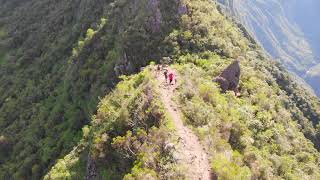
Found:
[0,0,180,178]
[0,0,106,178]
[0,0,320,179]
[217,0,320,96]
[45,68,181,179]
[47,0,320,179]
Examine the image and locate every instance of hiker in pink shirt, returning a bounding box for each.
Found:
[168,71,175,85]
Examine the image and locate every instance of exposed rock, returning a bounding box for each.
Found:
[214,60,240,95]
[85,154,98,180]
[164,142,175,152]
[140,67,146,71]
[178,3,188,15]
[146,0,162,33]
[114,52,134,76]
[161,57,172,65]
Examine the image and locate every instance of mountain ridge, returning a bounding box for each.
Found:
[0,0,319,179]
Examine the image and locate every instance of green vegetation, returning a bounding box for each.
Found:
[0,27,7,39]
[0,52,6,65]
[212,153,251,180]
[176,60,320,179]
[46,67,179,179]
[0,0,320,179]
[169,0,320,178]
[0,0,180,178]
[71,18,107,59]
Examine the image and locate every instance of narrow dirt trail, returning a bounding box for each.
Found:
[155,67,212,180]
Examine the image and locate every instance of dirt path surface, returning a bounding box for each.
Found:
[155,66,212,180]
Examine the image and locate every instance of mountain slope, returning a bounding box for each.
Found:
[45,68,181,179]
[0,0,106,178]
[217,0,320,96]
[0,0,320,179]
[0,0,180,178]
[47,0,320,179]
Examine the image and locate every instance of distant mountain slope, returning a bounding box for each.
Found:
[286,0,320,58]
[218,0,320,96]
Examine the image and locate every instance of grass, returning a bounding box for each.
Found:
[0,53,6,65]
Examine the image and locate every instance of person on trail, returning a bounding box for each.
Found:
[168,71,175,85]
[163,68,168,83]
[156,64,161,75]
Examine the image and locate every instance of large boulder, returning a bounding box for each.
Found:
[214,60,241,96]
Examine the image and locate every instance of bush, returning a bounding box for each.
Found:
[212,153,251,180]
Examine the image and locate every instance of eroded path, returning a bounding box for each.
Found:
[155,67,212,180]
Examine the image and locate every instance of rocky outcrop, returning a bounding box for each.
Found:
[85,154,98,180]
[214,60,240,95]
[146,0,162,33]
[177,2,188,15]
[114,52,134,76]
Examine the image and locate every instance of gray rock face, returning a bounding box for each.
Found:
[114,53,134,76]
[214,60,240,94]
[85,154,98,180]
[147,0,162,33]
[178,3,188,15]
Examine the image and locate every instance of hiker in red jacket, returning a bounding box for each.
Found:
[168,71,175,85]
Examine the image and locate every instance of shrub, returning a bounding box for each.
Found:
[212,153,251,180]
